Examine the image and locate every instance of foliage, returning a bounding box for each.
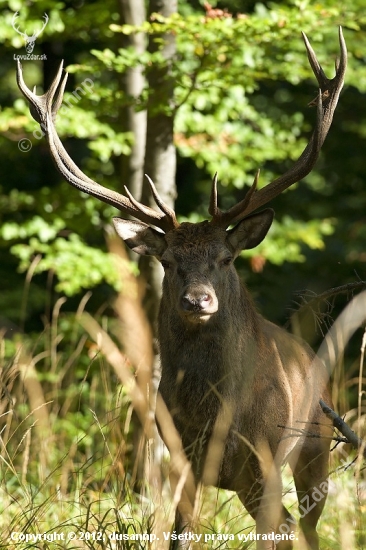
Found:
[11,234,125,295]
[0,0,366,323]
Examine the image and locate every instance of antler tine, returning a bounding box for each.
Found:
[17,61,177,233]
[17,59,59,125]
[210,171,260,228]
[50,65,68,118]
[213,27,347,223]
[302,31,328,89]
[303,26,347,101]
[336,25,347,77]
[18,60,116,189]
[123,183,177,232]
[17,59,65,121]
[144,174,179,229]
[208,172,219,217]
[12,12,26,38]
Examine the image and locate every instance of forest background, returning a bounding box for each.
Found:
[0,0,365,548]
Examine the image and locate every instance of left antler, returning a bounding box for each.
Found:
[16,60,178,233]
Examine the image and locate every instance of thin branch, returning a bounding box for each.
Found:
[319,399,366,458]
[294,280,366,307]
[278,424,348,443]
[286,280,366,334]
[173,51,208,113]
[279,401,366,459]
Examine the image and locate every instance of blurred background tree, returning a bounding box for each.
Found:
[1,0,366,418]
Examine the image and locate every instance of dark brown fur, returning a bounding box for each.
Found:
[115,217,333,550]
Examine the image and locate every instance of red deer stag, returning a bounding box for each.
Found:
[17,28,347,550]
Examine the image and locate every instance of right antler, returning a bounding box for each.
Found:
[16,60,178,233]
[210,27,347,229]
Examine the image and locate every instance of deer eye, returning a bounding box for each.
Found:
[220,256,233,267]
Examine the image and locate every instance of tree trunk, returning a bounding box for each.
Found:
[113,0,178,492]
[140,0,178,326]
[117,0,147,199]
[114,0,151,494]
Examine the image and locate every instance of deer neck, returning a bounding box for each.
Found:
[158,282,261,397]
[157,283,261,457]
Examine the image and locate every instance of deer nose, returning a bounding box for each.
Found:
[181,293,212,312]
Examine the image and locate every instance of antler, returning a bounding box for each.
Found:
[33,13,49,39]
[12,12,28,39]
[210,27,347,228]
[17,28,346,234]
[16,60,178,233]
[12,12,49,39]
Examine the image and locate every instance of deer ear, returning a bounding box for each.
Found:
[113,218,167,257]
[226,209,274,253]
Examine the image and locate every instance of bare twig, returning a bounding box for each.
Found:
[287,280,366,335]
[296,281,366,306]
[319,399,366,458]
[278,424,348,443]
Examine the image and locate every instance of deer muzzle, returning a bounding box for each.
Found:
[180,285,218,323]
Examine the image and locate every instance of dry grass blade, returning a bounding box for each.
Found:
[79,312,153,439]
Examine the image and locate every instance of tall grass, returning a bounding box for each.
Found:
[0,291,365,549]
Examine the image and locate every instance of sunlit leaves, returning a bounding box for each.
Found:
[246,216,336,265]
[0,216,65,242]
[11,233,123,296]
[1,0,366,301]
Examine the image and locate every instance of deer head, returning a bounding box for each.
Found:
[13,12,49,54]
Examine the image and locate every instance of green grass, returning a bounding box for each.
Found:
[0,452,365,549]
[0,301,365,549]
[1,386,364,550]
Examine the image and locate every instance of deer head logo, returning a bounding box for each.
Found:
[12,12,49,54]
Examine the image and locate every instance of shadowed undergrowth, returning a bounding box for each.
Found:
[0,294,365,549]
